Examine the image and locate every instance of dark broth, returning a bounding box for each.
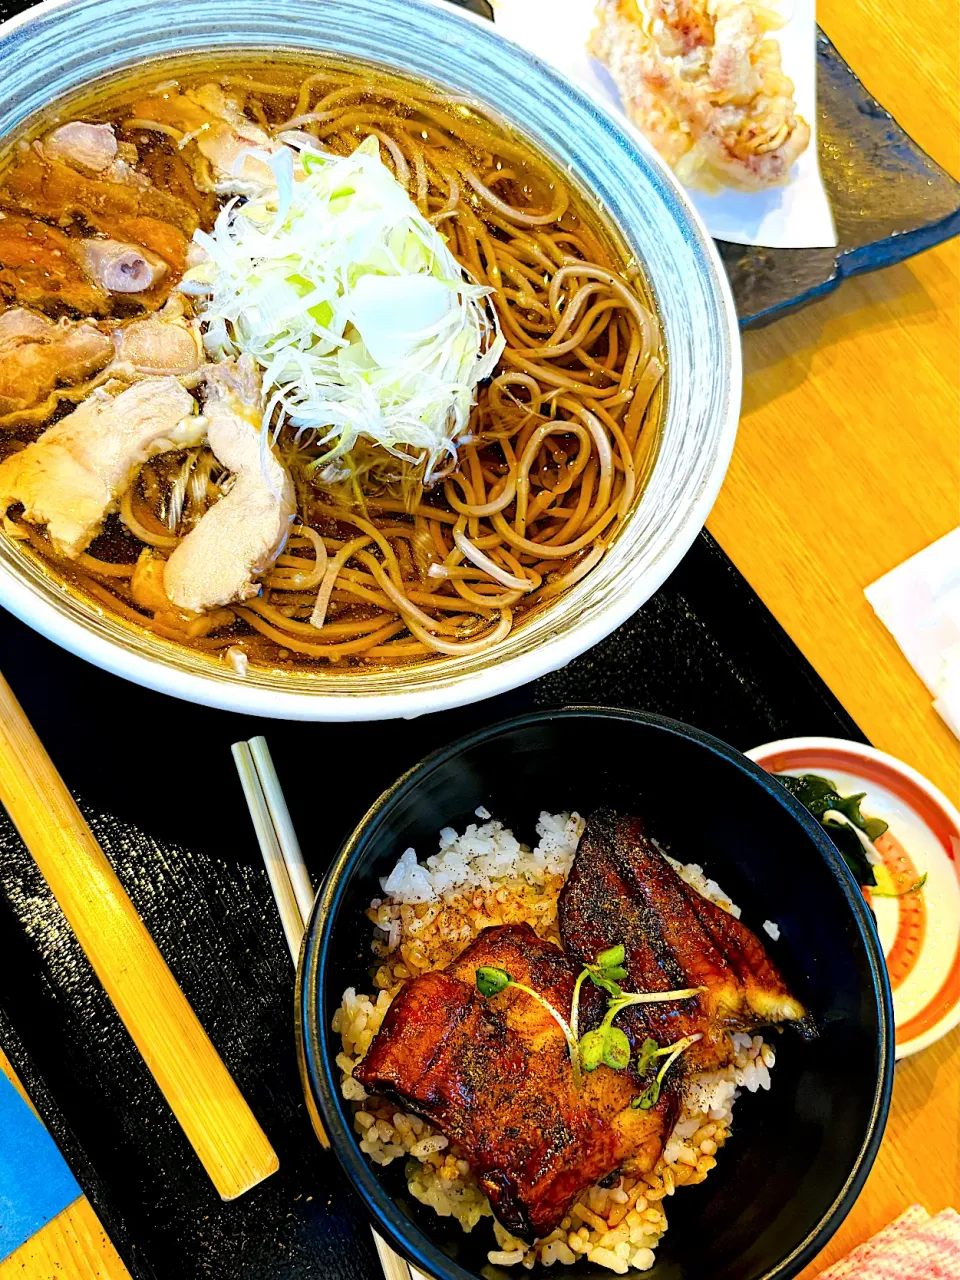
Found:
[0,54,665,673]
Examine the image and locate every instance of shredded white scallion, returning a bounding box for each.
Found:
[180,135,505,479]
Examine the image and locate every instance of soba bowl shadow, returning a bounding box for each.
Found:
[298,708,894,1280]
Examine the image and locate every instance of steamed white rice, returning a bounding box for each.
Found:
[333,810,776,1273]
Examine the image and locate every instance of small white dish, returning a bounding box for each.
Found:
[746,736,960,1059]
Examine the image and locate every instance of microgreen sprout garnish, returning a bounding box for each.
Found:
[475,966,512,998]
[631,1034,703,1110]
[475,966,582,1088]
[635,1037,662,1077]
[570,944,628,1045]
[475,954,704,1096]
[577,983,705,1074]
[579,1024,631,1072]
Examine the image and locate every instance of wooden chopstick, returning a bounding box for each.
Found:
[232,739,332,1160]
[247,736,315,925]
[231,743,307,963]
[0,671,279,1201]
[232,741,311,963]
[232,738,426,1280]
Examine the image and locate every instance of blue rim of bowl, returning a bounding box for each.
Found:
[297,707,895,1280]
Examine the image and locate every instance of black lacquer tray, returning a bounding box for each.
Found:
[0,531,865,1280]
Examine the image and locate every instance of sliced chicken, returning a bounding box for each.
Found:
[558,810,806,1072]
[0,308,113,415]
[128,84,279,193]
[357,923,668,1239]
[80,238,168,294]
[188,84,279,189]
[4,139,197,231]
[0,308,51,344]
[0,376,201,556]
[130,547,235,638]
[44,122,117,172]
[0,145,195,278]
[112,302,202,376]
[40,121,153,196]
[0,299,200,417]
[163,358,294,612]
[0,214,108,314]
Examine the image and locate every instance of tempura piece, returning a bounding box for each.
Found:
[163,357,295,611]
[0,376,201,556]
[0,309,112,416]
[589,0,811,190]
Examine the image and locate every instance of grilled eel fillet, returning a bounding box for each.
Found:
[558,809,807,1071]
[354,922,671,1238]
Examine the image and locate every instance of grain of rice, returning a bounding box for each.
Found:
[588,1245,630,1273]
[489,1249,525,1265]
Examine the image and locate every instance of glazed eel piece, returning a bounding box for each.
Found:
[558,809,807,1072]
[354,922,671,1238]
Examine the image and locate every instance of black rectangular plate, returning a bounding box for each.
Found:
[720,29,960,327]
[0,530,865,1280]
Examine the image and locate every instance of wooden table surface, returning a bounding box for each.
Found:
[709,0,960,1271]
[0,0,958,1273]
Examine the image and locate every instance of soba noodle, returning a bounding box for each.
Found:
[0,57,665,670]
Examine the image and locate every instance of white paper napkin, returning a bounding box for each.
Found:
[865,528,960,740]
[491,0,838,250]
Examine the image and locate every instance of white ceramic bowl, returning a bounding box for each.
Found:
[0,0,741,720]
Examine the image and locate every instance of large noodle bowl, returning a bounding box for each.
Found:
[0,56,665,673]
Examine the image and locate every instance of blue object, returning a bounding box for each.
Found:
[0,1072,80,1261]
[720,31,960,328]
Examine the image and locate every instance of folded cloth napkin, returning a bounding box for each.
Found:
[817,1206,960,1278]
[865,528,960,741]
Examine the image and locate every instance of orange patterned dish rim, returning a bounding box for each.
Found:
[745,736,960,1061]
